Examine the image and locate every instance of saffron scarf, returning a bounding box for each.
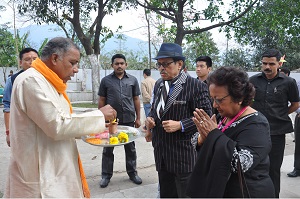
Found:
[31,58,90,198]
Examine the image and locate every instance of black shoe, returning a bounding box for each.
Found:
[287,169,300,177]
[100,178,110,188]
[129,175,142,185]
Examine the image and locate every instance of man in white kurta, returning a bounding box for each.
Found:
[4,37,116,198]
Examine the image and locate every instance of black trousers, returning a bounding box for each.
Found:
[158,160,191,198]
[294,114,300,169]
[269,134,286,198]
[101,122,137,179]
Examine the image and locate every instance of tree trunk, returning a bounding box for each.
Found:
[175,29,185,46]
[87,54,100,104]
[11,1,20,69]
[2,67,8,83]
[144,8,152,68]
[81,68,87,91]
[80,57,88,91]
[175,1,185,46]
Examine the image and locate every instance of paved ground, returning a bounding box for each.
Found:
[0,107,300,198]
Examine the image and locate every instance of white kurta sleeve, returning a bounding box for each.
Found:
[14,73,106,140]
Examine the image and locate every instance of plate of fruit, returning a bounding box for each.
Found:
[81,125,141,147]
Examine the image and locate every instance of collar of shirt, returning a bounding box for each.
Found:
[111,71,129,79]
[259,71,284,81]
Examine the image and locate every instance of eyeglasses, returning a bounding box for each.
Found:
[156,61,175,69]
[212,94,230,105]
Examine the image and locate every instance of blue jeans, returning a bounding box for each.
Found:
[143,103,151,117]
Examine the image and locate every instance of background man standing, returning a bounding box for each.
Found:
[195,55,220,121]
[280,67,290,77]
[8,70,13,77]
[195,55,212,83]
[249,48,299,198]
[98,54,142,188]
[287,78,300,177]
[141,68,156,117]
[3,47,39,147]
[145,43,212,198]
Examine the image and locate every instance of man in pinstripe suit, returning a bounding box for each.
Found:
[145,43,212,198]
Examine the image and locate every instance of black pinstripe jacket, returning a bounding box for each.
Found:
[149,72,212,173]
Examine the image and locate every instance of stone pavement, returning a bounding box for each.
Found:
[1,107,300,198]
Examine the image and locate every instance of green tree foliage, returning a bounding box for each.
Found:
[231,0,300,46]
[100,34,150,70]
[0,4,46,71]
[15,31,31,50]
[136,0,259,45]
[0,26,43,67]
[183,32,219,69]
[100,51,149,70]
[0,25,18,82]
[0,26,17,68]
[229,0,300,70]
[221,48,254,71]
[38,38,49,55]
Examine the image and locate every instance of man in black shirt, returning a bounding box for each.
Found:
[98,54,142,188]
[249,49,299,198]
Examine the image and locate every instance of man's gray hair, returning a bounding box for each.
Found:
[40,37,80,60]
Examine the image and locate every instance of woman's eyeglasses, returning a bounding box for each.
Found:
[212,94,230,104]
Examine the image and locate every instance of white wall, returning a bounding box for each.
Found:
[69,69,300,92]
[2,68,300,91]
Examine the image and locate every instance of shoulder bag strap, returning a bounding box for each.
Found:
[237,156,251,198]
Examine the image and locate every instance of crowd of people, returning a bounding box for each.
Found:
[2,37,299,198]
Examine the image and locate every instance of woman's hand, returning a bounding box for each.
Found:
[192,108,218,145]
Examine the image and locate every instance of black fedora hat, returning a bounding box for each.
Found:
[154,43,185,61]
